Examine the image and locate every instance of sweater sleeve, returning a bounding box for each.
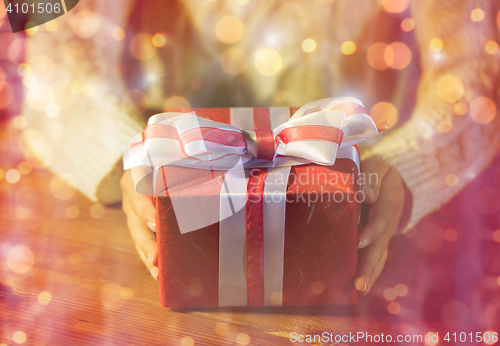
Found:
[21,0,144,202]
[361,0,500,232]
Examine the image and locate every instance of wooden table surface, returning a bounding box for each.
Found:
[0,123,495,346]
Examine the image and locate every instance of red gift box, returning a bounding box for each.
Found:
[152,108,362,309]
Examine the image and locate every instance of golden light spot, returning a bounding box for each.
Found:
[100,283,125,309]
[236,332,251,346]
[484,330,498,345]
[381,0,408,13]
[16,63,30,77]
[6,169,21,184]
[63,47,76,61]
[254,48,283,76]
[470,8,485,22]
[445,174,459,187]
[436,75,464,103]
[28,55,54,80]
[50,173,77,200]
[15,207,30,220]
[235,0,249,5]
[424,332,439,346]
[13,331,27,344]
[18,162,32,175]
[385,42,411,69]
[273,89,286,103]
[44,20,58,32]
[25,25,39,36]
[215,16,244,44]
[163,96,191,111]
[438,120,452,133]
[383,287,397,301]
[367,42,389,70]
[394,283,408,297]
[493,229,500,243]
[72,11,99,38]
[12,115,28,129]
[111,27,125,41]
[401,18,415,32]
[302,38,317,53]
[68,252,82,265]
[470,96,496,124]
[0,168,4,180]
[454,102,467,115]
[65,206,80,219]
[311,280,325,295]
[90,204,105,219]
[7,245,34,274]
[370,102,399,130]
[180,336,195,346]
[45,103,60,117]
[220,47,248,75]
[0,82,13,109]
[22,75,37,89]
[38,291,52,305]
[0,67,5,90]
[340,41,356,55]
[189,277,203,297]
[130,33,156,61]
[269,291,282,305]
[444,228,458,242]
[387,301,401,314]
[429,38,443,52]
[151,33,167,47]
[121,287,134,300]
[27,84,55,112]
[485,41,499,55]
[497,277,500,287]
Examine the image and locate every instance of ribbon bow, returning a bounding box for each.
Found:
[124,97,379,171]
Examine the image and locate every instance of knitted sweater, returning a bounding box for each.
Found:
[21,0,500,232]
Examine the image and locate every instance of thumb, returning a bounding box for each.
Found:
[360,157,391,204]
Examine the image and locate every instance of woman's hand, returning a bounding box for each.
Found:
[120,169,159,280]
[355,157,405,295]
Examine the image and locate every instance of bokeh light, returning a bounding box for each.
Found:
[485,41,499,55]
[18,162,32,175]
[0,168,4,180]
[381,0,409,13]
[493,229,500,243]
[370,102,399,130]
[444,228,458,242]
[311,280,325,295]
[13,331,27,344]
[454,102,468,115]
[100,283,126,309]
[445,173,458,187]
[302,38,317,53]
[383,287,397,301]
[367,42,389,70]
[438,120,452,133]
[180,336,195,346]
[483,330,498,345]
[470,96,496,124]
[66,206,80,219]
[7,245,34,274]
[235,0,249,5]
[6,169,21,184]
[0,82,13,109]
[220,47,248,75]
[151,33,167,47]
[394,283,408,297]
[46,103,60,117]
[387,301,401,314]
[25,25,39,36]
[163,96,191,110]
[130,33,156,60]
[269,291,282,305]
[436,74,464,103]
[424,332,439,346]
[38,291,52,305]
[236,332,251,346]
[254,48,283,76]
[429,38,443,52]
[72,11,99,38]
[50,173,77,200]
[15,207,30,220]
[385,42,411,69]
[215,16,244,44]
[401,18,415,32]
[471,8,485,22]
[121,287,134,300]
[340,41,356,55]
[68,252,82,265]
[112,27,125,41]
[0,67,5,90]
[44,20,58,32]
[90,204,105,219]
[12,115,28,129]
